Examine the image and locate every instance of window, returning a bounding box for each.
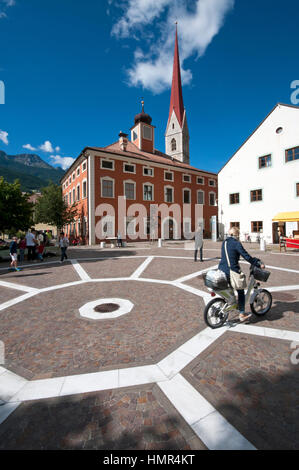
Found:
[72,188,75,204]
[197,191,204,205]
[183,189,191,204]
[171,138,176,151]
[82,162,87,172]
[143,125,152,140]
[285,146,299,162]
[76,167,80,177]
[143,167,154,177]
[229,193,240,204]
[258,155,271,168]
[164,171,174,182]
[132,130,138,141]
[82,180,87,199]
[76,185,80,201]
[101,178,114,198]
[101,159,114,170]
[124,163,135,174]
[65,181,68,188]
[165,187,174,203]
[209,192,216,206]
[197,177,204,185]
[183,174,191,183]
[209,179,216,187]
[276,127,283,134]
[69,192,71,205]
[72,172,75,181]
[230,222,240,229]
[296,182,299,197]
[172,123,175,130]
[69,177,71,185]
[250,189,263,202]
[251,221,263,233]
[143,184,153,201]
[124,182,135,200]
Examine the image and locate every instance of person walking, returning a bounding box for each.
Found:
[19,236,26,263]
[59,232,69,262]
[218,226,264,323]
[9,237,21,272]
[117,231,122,248]
[194,225,203,262]
[25,229,37,261]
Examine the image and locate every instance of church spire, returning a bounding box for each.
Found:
[165,24,189,164]
[168,23,185,128]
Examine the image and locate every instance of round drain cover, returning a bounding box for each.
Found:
[94,303,119,313]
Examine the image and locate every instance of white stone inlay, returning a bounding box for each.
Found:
[79,298,134,320]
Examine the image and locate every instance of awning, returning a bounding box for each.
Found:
[272,211,299,222]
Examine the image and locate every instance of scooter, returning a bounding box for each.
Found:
[203,264,272,329]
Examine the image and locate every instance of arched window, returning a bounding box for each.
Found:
[171,138,176,151]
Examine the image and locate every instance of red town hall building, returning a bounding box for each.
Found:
[61,29,218,245]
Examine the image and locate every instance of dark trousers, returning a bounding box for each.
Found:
[61,247,68,261]
[27,246,36,261]
[194,246,203,261]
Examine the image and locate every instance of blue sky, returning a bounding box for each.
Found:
[0,0,299,173]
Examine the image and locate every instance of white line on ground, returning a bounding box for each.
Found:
[175,265,218,283]
[130,256,154,279]
[70,259,91,281]
[0,280,39,293]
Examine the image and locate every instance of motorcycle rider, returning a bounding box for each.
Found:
[218,227,265,322]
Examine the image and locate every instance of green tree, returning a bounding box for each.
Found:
[35,182,77,230]
[0,177,34,234]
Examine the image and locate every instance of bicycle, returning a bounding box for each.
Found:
[203,264,272,329]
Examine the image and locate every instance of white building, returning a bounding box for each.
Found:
[218,103,299,244]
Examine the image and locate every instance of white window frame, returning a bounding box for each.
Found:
[82,178,87,199]
[143,182,154,201]
[209,191,217,206]
[197,190,205,205]
[182,174,191,183]
[123,162,136,174]
[143,166,154,177]
[101,159,115,171]
[76,167,80,177]
[82,161,87,173]
[197,176,204,185]
[76,183,80,201]
[209,179,216,187]
[123,180,136,200]
[183,187,191,204]
[164,185,174,203]
[69,191,72,205]
[164,170,174,182]
[72,188,75,204]
[101,176,115,198]
[72,172,76,181]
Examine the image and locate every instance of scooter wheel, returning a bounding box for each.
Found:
[204,298,228,329]
[250,289,272,316]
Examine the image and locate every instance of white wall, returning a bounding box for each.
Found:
[218,105,299,243]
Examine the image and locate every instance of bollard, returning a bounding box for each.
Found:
[158,238,162,248]
[260,237,266,251]
[100,242,106,248]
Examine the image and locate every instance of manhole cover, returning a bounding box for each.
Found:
[272,292,296,302]
[94,303,120,313]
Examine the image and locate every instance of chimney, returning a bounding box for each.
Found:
[119,132,128,151]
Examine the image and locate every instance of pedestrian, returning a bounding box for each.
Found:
[9,237,21,272]
[218,226,264,323]
[25,229,37,261]
[194,225,203,262]
[19,236,26,263]
[117,231,122,248]
[37,242,45,261]
[59,232,69,262]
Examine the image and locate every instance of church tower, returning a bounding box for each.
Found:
[165,25,189,164]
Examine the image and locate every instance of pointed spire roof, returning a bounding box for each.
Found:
[168,24,185,128]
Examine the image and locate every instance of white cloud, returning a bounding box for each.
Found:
[39,140,54,153]
[0,130,9,145]
[55,146,61,152]
[111,0,234,93]
[22,143,36,151]
[50,155,75,171]
[0,0,15,19]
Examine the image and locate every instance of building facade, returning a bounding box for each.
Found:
[61,29,218,245]
[218,103,299,244]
